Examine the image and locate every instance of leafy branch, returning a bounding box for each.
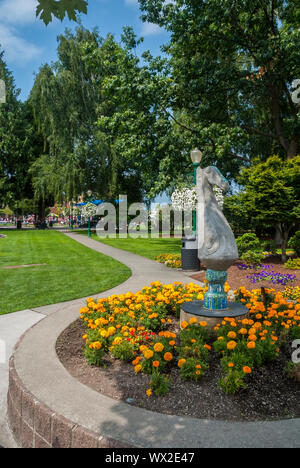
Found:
[36,0,88,25]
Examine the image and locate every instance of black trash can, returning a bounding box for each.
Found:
[181,236,200,271]
[16,220,22,230]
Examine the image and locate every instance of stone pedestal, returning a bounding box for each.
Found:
[180,300,249,335]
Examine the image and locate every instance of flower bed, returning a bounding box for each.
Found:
[155,253,182,269]
[79,282,300,397]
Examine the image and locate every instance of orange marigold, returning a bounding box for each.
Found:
[164,352,173,362]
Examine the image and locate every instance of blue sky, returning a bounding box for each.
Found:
[0,0,169,101]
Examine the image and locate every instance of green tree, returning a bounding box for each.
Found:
[0,52,42,212]
[236,155,300,262]
[30,27,145,205]
[138,0,300,163]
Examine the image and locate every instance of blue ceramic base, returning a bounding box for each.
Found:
[204,269,228,310]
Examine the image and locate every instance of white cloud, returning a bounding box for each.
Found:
[141,22,163,36]
[0,0,42,64]
[0,23,41,63]
[0,0,38,24]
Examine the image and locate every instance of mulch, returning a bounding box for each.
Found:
[190,256,300,292]
[56,319,300,422]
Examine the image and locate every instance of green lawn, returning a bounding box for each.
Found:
[0,230,131,315]
[83,232,182,260]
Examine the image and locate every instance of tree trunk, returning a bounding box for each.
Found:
[281,233,289,264]
[287,137,298,159]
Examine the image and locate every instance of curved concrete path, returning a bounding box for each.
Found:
[3,233,300,448]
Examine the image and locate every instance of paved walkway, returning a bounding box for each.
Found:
[1,233,300,448]
[0,233,200,448]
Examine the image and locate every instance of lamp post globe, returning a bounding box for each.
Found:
[190,148,202,166]
[190,149,202,233]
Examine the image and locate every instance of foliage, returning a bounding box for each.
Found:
[288,231,300,257]
[110,341,135,362]
[236,156,300,262]
[284,258,300,270]
[0,52,43,211]
[236,233,261,256]
[36,0,88,25]
[261,240,277,255]
[139,0,300,164]
[148,371,171,396]
[240,251,264,268]
[30,27,144,205]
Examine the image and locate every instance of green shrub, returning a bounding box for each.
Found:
[178,357,208,381]
[149,371,171,396]
[218,371,247,394]
[236,233,261,256]
[241,250,264,267]
[284,258,300,270]
[288,231,300,257]
[110,341,135,361]
[261,240,277,254]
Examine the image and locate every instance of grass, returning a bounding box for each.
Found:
[80,232,182,260]
[0,230,131,315]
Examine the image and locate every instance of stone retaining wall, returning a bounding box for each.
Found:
[7,355,132,448]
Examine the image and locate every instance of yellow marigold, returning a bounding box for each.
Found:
[107,326,116,336]
[200,321,207,327]
[164,352,173,362]
[181,320,189,329]
[227,341,237,350]
[238,328,248,335]
[154,342,164,353]
[144,349,154,359]
[134,364,142,373]
[91,341,102,350]
[146,389,152,397]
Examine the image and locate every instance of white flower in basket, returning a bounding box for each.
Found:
[81,202,97,218]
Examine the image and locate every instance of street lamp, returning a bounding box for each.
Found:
[87,190,92,238]
[190,148,202,233]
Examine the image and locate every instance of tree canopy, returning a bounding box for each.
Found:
[228,154,300,260]
[0,52,42,211]
[138,0,299,164]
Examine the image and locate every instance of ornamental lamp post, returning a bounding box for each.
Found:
[190,148,202,233]
[87,190,92,238]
